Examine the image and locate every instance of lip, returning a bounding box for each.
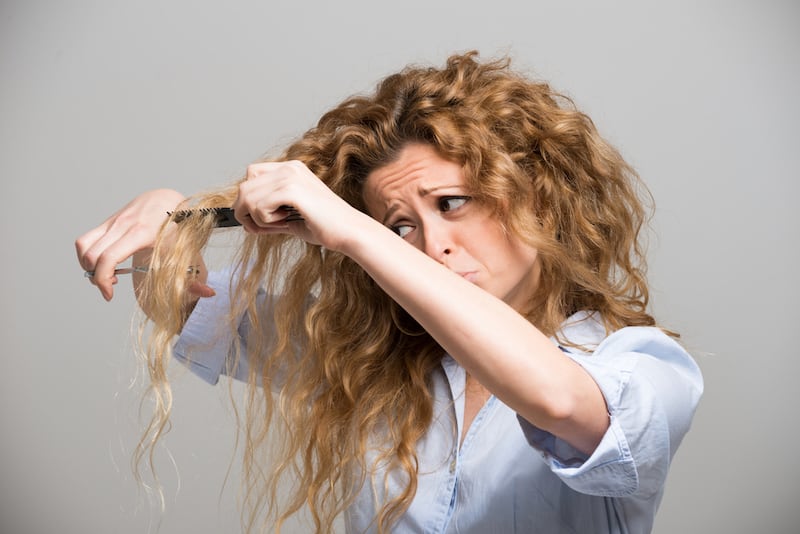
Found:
[457,271,478,283]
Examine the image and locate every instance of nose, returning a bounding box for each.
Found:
[421,220,453,262]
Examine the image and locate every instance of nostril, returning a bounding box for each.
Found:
[443,248,451,255]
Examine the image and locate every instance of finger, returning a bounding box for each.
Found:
[239,213,290,234]
[88,225,155,300]
[187,281,217,298]
[235,195,297,228]
[250,206,296,227]
[245,161,282,181]
[91,252,121,301]
[235,162,313,229]
[238,213,261,233]
[232,193,276,229]
[80,223,128,274]
[75,220,114,271]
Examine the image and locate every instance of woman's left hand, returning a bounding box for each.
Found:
[232,160,370,251]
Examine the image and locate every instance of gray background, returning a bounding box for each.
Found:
[2,0,798,532]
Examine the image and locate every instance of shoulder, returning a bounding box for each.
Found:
[556,311,702,393]
[533,311,703,501]
[554,310,608,351]
[557,311,687,359]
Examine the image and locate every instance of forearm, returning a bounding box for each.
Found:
[341,217,608,453]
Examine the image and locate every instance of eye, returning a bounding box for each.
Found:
[438,196,470,212]
[391,224,414,238]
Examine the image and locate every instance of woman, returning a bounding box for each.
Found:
[76,52,703,533]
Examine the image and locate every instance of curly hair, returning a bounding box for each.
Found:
[136,51,659,533]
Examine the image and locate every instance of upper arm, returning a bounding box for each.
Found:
[519,327,703,499]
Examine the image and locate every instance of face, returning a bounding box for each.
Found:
[363,143,540,311]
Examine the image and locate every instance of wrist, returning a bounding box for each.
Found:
[334,211,396,260]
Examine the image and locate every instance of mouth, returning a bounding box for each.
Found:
[457,271,478,283]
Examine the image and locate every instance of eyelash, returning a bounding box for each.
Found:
[438,196,470,212]
[390,196,472,237]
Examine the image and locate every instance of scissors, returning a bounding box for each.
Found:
[83,207,303,278]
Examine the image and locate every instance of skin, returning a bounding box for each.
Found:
[75,189,214,310]
[233,143,609,454]
[361,144,540,312]
[361,145,541,444]
[76,143,609,455]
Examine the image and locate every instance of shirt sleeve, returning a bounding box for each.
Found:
[518,326,704,499]
[172,268,255,384]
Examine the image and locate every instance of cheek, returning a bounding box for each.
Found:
[493,235,539,275]
[513,240,539,268]
[474,223,521,263]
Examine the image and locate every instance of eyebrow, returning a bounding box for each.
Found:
[380,184,462,225]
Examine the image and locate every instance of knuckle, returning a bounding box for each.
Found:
[95,249,112,265]
[125,227,148,246]
[83,250,100,268]
[237,181,256,202]
[246,162,267,179]
[115,211,137,227]
[251,206,268,224]
[288,160,307,173]
[127,223,148,239]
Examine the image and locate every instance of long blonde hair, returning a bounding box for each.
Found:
[136,51,658,532]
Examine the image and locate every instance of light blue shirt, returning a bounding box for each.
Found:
[174,271,703,533]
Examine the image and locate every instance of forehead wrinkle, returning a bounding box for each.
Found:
[377,183,462,224]
[365,159,427,222]
[364,145,465,223]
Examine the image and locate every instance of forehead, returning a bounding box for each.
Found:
[363,144,465,209]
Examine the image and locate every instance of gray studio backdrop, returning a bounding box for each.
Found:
[2,1,798,533]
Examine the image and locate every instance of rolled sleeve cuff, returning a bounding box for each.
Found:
[518,412,638,497]
[519,325,701,499]
[517,348,640,497]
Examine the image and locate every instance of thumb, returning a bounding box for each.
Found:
[188,280,217,298]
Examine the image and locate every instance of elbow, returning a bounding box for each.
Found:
[535,393,584,434]
[525,390,609,456]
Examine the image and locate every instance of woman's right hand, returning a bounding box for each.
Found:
[75,189,188,301]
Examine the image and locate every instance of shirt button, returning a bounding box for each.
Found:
[449,458,457,474]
